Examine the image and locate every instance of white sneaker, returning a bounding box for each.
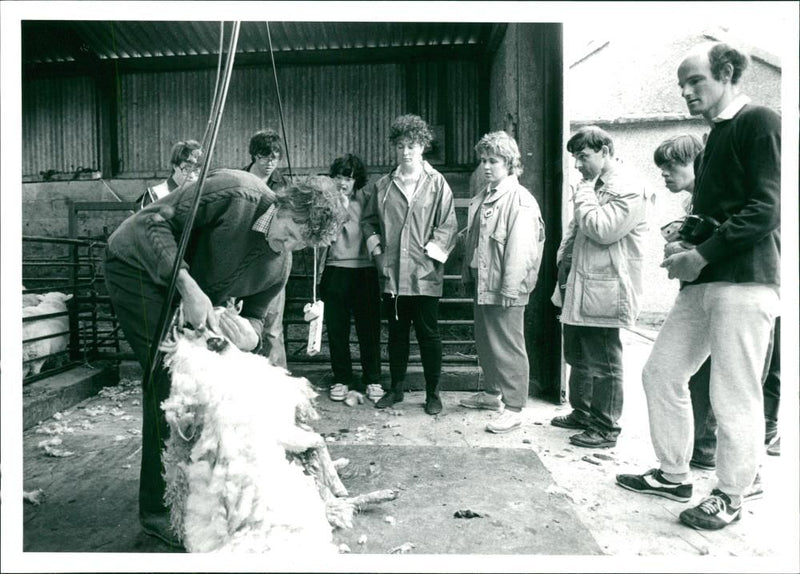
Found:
[459,391,504,412]
[366,384,385,402]
[329,383,348,402]
[743,472,763,502]
[486,410,522,434]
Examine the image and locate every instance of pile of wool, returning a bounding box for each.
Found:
[160,324,338,554]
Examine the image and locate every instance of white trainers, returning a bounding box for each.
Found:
[486,410,522,434]
[743,472,763,502]
[459,392,505,412]
[366,384,385,403]
[329,383,348,402]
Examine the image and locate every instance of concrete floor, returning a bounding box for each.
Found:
[17,329,798,571]
[313,329,794,559]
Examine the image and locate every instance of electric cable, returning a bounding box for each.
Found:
[265,22,293,178]
[200,21,227,153]
[144,21,241,387]
[265,22,322,355]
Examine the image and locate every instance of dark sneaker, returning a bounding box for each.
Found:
[616,468,693,502]
[459,391,504,412]
[551,412,589,430]
[766,436,780,456]
[679,489,741,530]
[140,512,183,548]
[569,429,616,448]
[689,457,716,471]
[375,389,403,409]
[743,472,763,502]
[424,395,443,415]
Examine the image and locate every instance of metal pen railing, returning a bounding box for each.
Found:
[22,234,124,385]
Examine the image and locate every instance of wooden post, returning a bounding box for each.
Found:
[494,23,564,402]
[96,62,120,178]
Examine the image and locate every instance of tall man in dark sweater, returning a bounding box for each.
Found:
[616,42,780,531]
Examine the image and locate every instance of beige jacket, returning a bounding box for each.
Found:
[361,161,458,297]
[462,175,545,305]
[555,163,653,327]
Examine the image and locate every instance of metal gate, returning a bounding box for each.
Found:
[21,201,138,384]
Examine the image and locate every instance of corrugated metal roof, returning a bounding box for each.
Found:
[22,21,493,64]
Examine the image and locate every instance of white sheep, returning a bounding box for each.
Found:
[22,285,43,308]
[160,323,338,554]
[22,292,73,377]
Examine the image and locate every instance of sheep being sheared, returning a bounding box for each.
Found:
[160,317,338,554]
[23,291,73,377]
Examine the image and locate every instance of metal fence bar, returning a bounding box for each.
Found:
[22,233,122,385]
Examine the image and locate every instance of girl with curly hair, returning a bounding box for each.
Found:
[361,114,458,415]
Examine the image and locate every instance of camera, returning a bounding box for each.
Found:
[660,219,684,242]
[678,214,720,245]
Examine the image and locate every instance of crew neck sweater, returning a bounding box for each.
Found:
[691,104,781,287]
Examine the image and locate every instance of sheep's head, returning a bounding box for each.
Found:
[161,325,232,356]
[206,336,229,354]
[161,303,239,355]
[40,292,73,305]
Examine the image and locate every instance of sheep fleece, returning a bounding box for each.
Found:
[22,292,72,377]
[161,331,337,554]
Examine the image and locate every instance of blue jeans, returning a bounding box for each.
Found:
[104,254,173,516]
[763,317,781,439]
[563,324,624,437]
[260,288,287,368]
[689,359,717,466]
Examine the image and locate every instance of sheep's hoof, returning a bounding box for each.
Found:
[206,337,229,353]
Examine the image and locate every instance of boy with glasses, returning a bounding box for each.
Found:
[244,128,288,193]
[139,139,202,209]
[242,129,290,368]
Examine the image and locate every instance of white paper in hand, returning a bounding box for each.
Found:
[304,300,324,355]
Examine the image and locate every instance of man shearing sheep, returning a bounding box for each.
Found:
[105,168,348,546]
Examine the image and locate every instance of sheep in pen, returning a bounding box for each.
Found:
[23,291,74,378]
[159,305,396,553]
